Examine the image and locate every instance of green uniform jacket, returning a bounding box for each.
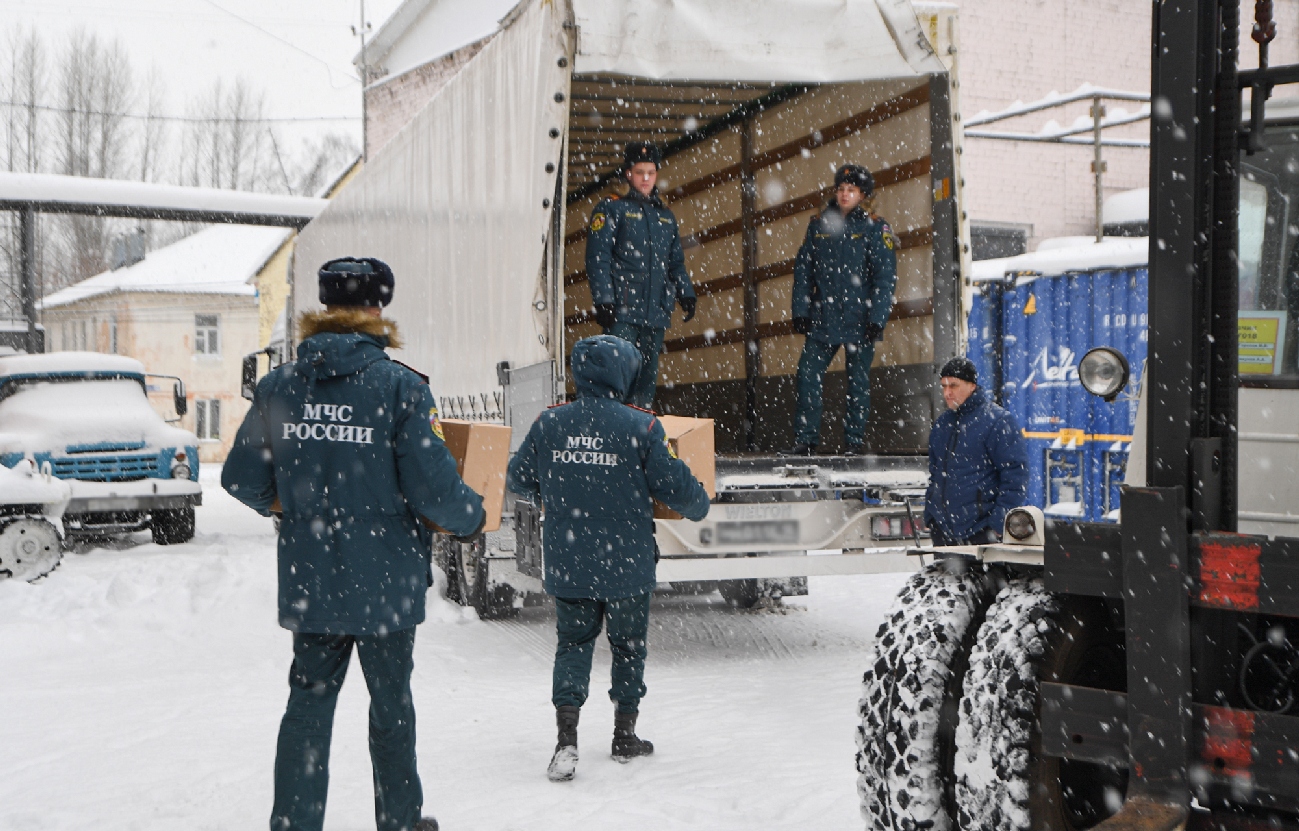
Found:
[222,325,484,635]
[585,190,696,329]
[792,204,899,345]
[506,335,710,600]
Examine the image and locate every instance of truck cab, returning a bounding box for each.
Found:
[0,352,202,544]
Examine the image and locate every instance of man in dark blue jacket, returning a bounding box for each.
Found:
[585,142,698,409]
[789,164,898,455]
[507,335,710,782]
[224,257,484,831]
[924,357,1030,545]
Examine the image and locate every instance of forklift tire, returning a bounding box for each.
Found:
[954,579,1127,831]
[151,507,195,545]
[450,536,517,620]
[856,560,998,831]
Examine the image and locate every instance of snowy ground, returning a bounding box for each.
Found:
[0,467,912,831]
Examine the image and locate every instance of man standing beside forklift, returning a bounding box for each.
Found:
[585,142,698,409]
[788,164,898,455]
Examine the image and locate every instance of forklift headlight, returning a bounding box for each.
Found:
[1004,508,1037,541]
[1079,347,1130,402]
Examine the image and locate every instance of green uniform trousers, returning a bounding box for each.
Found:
[552,593,651,714]
[794,337,877,447]
[271,629,421,831]
[604,322,665,410]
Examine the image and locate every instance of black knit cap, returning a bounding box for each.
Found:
[318,257,395,308]
[940,356,978,384]
[623,141,663,170]
[834,164,874,197]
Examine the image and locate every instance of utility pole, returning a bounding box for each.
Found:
[354,0,371,162]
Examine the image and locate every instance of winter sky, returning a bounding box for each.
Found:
[5,0,405,150]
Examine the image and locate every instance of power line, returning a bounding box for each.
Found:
[192,0,362,89]
[0,100,358,124]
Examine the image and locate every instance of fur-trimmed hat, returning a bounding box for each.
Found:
[833,164,875,197]
[318,257,395,308]
[623,141,663,170]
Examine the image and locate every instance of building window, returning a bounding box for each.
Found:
[195,399,221,441]
[195,314,220,355]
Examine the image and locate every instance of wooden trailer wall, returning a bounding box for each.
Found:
[561,75,944,454]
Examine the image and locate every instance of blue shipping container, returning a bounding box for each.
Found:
[968,267,1148,523]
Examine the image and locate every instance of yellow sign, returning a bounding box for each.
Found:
[1238,312,1287,375]
[1023,294,1037,315]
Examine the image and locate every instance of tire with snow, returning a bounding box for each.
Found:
[954,579,1127,831]
[856,560,998,831]
[0,517,63,582]
[151,507,195,545]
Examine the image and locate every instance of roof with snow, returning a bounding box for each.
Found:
[0,351,146,378]
[41,225,292,310]
[970,236,1149,283]
[0,172,326,227]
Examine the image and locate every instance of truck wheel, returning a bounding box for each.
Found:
[856,561,998,831]
[0,518,63,582]
[718,579,761,608]
[954,579,1127,831]
[151,507,195,545]
[453,536,517,620]
[434,535,461,604]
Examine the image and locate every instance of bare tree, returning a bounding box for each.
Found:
[290,133,360,196]
[3,27,46,174]
[180,77,276,192]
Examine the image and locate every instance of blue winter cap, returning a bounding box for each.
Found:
[940,356,978,384]
[571,335,643,401]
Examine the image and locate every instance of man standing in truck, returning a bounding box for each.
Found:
[585,142,698,409]
[923,356,1029,545]
[506,334,710,783]
[788,164,898,455]
[223,257,485,831]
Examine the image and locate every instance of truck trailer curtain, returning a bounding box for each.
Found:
[293,0,569,397]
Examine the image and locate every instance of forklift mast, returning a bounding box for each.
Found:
[1042,1,1299,828]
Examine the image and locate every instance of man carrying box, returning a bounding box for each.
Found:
[506,334,711,782]
[223,256,484,831]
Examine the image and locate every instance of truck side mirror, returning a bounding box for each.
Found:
[173,381,188,416]
[241,353,258,401]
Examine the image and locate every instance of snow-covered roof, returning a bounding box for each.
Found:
[366,0,944,85]
[0,172,326,226]
[970,236,1149,283]
[41,225,292,309]
[1103,188,1148,225]
[360,0,518,82]
[0,352,146,378]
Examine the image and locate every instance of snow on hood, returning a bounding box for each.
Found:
[0,460,71,508]
[969,236,1149,284]
[571,335,642,401]
[0,379,196,456]
[0,352,146,377]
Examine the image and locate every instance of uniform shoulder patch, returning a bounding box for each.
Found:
[880,222,896,250]
[589,213,607,232]
[428,408,445,441]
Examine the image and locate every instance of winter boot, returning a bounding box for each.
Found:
[547,705,580,782]
[413,819,439,831]
[611,710,654,763]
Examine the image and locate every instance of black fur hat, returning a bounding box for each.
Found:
[623,141,663,170]
[318,257,395,308]
[834,164,875,197]
[940,356,978,384]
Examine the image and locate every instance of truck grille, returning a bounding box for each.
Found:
[51,453,161,482]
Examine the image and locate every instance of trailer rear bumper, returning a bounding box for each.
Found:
[655,549,918,582]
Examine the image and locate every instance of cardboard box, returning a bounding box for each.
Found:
[438,419,512,532]
[652,415,716,520]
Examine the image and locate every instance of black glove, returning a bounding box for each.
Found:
[680,296,697,323]
[792,317,813,335]
[863,322,885,343]
[593,303,617,329]
[452,511,487,544]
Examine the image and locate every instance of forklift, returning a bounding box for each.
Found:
[855,2,1299,829]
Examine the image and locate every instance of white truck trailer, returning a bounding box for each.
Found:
[291,0,967,617]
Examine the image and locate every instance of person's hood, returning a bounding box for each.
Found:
[295,309,403,382]
[571,335,642,400]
